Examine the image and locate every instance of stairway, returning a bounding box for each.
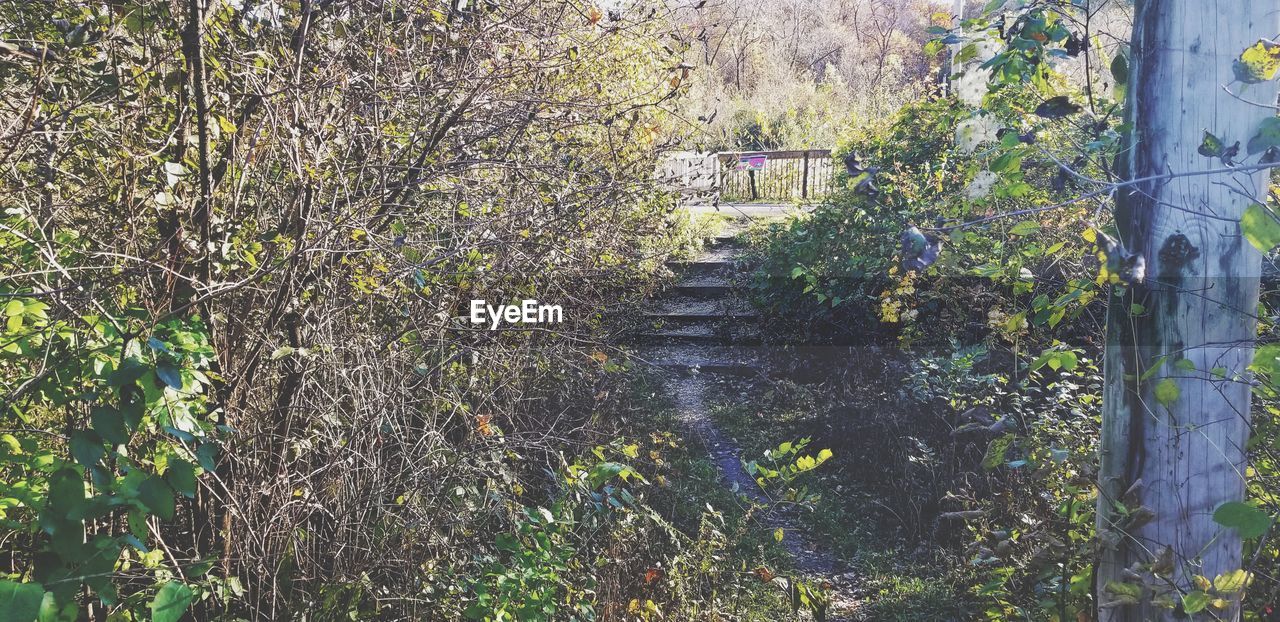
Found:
[624,208,859,617]
[629,228,767,376]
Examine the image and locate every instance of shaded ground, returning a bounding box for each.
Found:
[628,204,863,619]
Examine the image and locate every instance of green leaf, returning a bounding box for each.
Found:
[1241,203,1280,252]
[166,459,197,498]
[1033,96,1082,119]
[106,358,148,387]
[137,476,176,520]
[149,582,194,622]
[587,462,625,489]
[0,580,44,622]
[196,443,218,472]
[1103,580,1141,600]
[982,435,1013,470]
[1198,131,1225,157]
[156,364,182,390]
[990,150,1021,173]
[774,527,784,543]
[1181,590,1211,614]
[90,406,128,446]
[36,592,64,622]
[982,0,1006,14]
[1248,117,1280,154]
[69,430,105,467]
[3,300,23,318]
[1154,378,1180,406]
[1213,501,1271,538]
[1110,53,1128,86]
[1235,39,1280,84]
[1253,343,1280,377]
[1009,221,1041,236]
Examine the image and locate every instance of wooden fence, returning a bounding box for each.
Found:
[717,149,836,201]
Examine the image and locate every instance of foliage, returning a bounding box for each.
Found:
[0,0,703,618]
[736,2,1132,618]
[742,437,833,506]
[677,0,937,150]
[1,211,219,619]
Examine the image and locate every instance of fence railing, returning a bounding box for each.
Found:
[717,149,836,201]
[657,149,837,202]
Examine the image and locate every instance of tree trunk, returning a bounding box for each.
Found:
[1097,3,1277,620]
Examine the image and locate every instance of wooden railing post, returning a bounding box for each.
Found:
[801,151,810,199]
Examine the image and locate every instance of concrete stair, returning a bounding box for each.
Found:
[629,227,766,359]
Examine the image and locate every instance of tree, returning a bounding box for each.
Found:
[1096,3,1279,618]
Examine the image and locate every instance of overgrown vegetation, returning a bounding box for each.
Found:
[0,1,749,619]
[738,1,1280,619]
[7,0,1280,620]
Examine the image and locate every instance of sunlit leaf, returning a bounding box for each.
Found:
[0,580,44,622]
[150,582,194,622]
[1154,378,1179,406]
[1182,591,1211,614]
[1241,203,1280,252]
[1235,39,1280,84]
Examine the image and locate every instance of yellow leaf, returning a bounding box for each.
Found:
[1214,568,1250,594]
[476,414,494,436]
[1236,39,1280,84]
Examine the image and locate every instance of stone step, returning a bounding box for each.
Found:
[710,234,745,249]
[634,322,761,346]
[644,297,757,320]
[628,344,766,376]
[698,246,742,262]
[666,259,739,276]
[673,274,733,290]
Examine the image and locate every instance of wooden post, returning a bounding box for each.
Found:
[1096,3,1278,619]
[946,0,965,96]
[748,168,758,200]
[801,151,810,199]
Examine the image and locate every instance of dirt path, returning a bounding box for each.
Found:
[629,207,861,619]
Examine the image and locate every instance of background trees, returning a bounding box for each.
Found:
[677,0,938,150]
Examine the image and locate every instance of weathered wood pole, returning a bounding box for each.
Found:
[1097,3,1278,619]
[802,151,811,199]
[947,0,965,95]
